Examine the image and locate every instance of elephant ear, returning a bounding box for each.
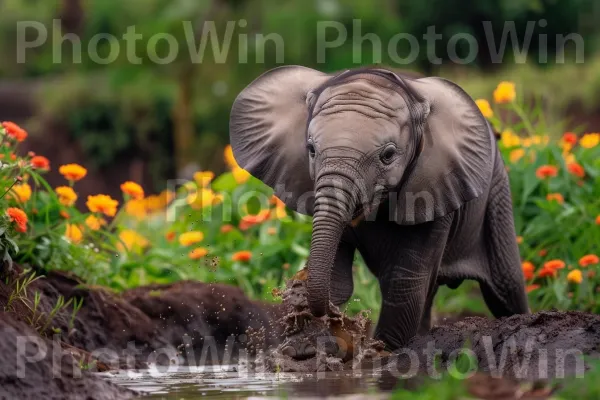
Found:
[229,66,330,215]
[393,77,494,225]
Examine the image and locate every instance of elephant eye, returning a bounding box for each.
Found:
[307,139,316,158]
[380,144,397,165]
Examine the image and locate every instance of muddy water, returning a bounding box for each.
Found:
[105,365,400,399]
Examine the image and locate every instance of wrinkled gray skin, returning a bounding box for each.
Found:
[229,66,529,352]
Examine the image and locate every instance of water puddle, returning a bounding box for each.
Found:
[104,365,401,399]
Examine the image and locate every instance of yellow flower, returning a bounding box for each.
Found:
[55,186,78,207]
[194,171,215,187]
[500,130,520,148]
[125,199,147,220]
[475,99,493,118]
[532,135,550,146]
[11,183,32,203]
[59,164,87,182]
[579,133,599,149]
[85,215,106,231]
[65,224,83,244]
[232,167,250,184]
[493,81,516,104]
[120,181,144,199]
[118,229,149,252]
[187,188,223,209]
[224,145,240,169]
[86,194,119,217]
[189,247,209,260]
[567,269,583,284]
[179,231,204,246]
[509,149,525,163]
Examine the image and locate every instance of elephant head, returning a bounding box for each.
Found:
[230,66,491,317]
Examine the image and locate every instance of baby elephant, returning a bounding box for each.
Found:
[229,66,529,351]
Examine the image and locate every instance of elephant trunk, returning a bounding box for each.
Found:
[307,176,357,317]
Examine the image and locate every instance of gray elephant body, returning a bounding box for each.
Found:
[230,66,529,351]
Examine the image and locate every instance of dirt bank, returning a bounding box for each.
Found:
[0,264,282,398]
[0,311,134,400]
[266,274,600,382]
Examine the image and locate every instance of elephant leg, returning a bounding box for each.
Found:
[373,217,452,350]
[480,177,529,317]
[330,239,356,306]
[418,284,438,335]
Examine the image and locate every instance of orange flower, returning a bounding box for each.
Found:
[516,236,523,244]
[118,230,149,252]
[567,269,583,284]
[546,193,564,204]
[579,254,599,267]
[539,249,548,257]
[65,224,83,244]
[60,210,70,219]
[55,186,78,207]
[86,194,119,217]
[6,207,27,232]
[179,231,204,246]
[493,81,516,104]
[596,215,600,225]
[165,231,176,242]
[189,247,209,260]
[59,164,87,182]
[85,215,106,231]
[526,284,540,293]
[239,209,270,231]
[536,165,558,179]
[521,261,535,280]
[11,183,32,202]
[220,224,234,234]
[232,167,250,184]
[544,259,566,271]
[120,181,144,199]
[30,155,50,171]
[562,132,578,145]
[567,162,585,178]
[125,199,147,220]
[232,251,252,262]
[267,227,278,235]
[2,121,28,142]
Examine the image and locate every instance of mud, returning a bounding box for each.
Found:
[260,276,385,372]
[0,311,134,400]
[0,264,282,398]
[262,272,600,381]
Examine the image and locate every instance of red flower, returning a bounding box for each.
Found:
[30,155,50,171]
[567,162,585,178]
[535,165,558,179]
[544,259,566,270]
[522,261,535,280]
[526,284,540,293]
[538,267,557,278]
[579,254,599,267]
[232,251,252,262]
[2,121,28,142]
[6,207,28,232]
[562,132,578,145]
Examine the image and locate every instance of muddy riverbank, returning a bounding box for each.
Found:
[1,265,600,399]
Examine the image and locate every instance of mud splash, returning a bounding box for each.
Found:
[258,272,385,372]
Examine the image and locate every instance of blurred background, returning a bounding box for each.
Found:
[1,0,598,201]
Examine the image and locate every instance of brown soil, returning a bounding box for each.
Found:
[0,265,282,398]
[0,311,134,400]
[263,272,600,384]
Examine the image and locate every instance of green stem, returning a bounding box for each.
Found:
[0,178,19,200]
[511,102,536,136]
